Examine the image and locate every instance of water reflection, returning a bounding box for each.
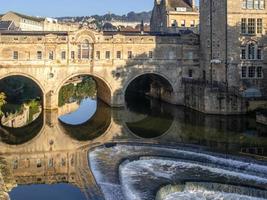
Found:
[10,184,87,200]
[125,94,174,138]
[58,76,97,126]
[59,98,97,125]
[0,78,266,199]
[0,113,43,145]
[0,76,42,128]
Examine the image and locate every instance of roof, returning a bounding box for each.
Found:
[0,31,68,36]
[6,11,45,22]
[166,0,195,11]
[0,21,13,30]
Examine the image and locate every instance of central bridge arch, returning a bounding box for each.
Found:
[55,72,113,106]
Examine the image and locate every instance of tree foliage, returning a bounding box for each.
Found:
[0,92,6,116]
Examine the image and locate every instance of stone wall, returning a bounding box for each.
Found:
[184,79,247,115]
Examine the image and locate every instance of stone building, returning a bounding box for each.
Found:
[200,0,267,98]
[0,28,199,108]
[0,11,79,31]
[150,0,199,33]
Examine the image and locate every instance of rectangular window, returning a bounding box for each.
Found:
[242,66,247,78]
[188,69,193,78]
[37,51,42,60]
[13,51,18,60]
[248,18,256,34]
[149,51,153,59]
[61,51,66,60]
[242,0,247,8]
[260,0,265,9]
[257,48,262,60]
[96,51,100,60]
[241,18,247,34]
[181,20,185,27]
[71,51,75,59]
[105,51,110,59]
[248,66,256,78]
[247,0,254,9]
[128,51,133,59]
[257,66,263,78]
[254,0,259,9]
[241,48,246,59]
[49,51,54,60]
[257,18,263,34]
[116,51,121,59]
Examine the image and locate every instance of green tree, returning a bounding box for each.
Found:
[0,92,6,116]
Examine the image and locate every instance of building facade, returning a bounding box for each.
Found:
[150,0,199,33]
[0,11,79,31]
[200,0,267,97]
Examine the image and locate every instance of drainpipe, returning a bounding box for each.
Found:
[210,0,213,88]
[225,0,229,91]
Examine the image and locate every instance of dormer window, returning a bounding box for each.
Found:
[176,7,187,12]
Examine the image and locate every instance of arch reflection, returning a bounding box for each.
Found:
[125,94,174,139]
[0,112,44,145]
[58,100,111,141]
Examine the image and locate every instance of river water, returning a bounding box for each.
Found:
[0,78,267,200]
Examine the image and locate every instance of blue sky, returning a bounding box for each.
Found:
[0,0,199,17]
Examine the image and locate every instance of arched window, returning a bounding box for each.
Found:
[248,43,256,60]
[79,40,90,60]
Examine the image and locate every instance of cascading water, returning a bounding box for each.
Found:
[89,143,267,200]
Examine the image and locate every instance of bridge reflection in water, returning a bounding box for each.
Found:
[0,95,266,199]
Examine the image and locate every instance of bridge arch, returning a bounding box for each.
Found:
[0,72,46,102]
[123,72,175,105]
[55,72,113,106]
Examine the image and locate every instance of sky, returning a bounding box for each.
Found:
[0,0,200,17]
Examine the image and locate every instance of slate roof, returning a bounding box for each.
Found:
[7,11,45,22]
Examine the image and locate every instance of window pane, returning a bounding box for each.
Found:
[248,66,256,78]
[242,66,247,78]
[257,66,263,78]
[241,18,247,34]
[248,18,256,34]
[257,18,262,34]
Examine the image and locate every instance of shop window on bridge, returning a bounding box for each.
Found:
[37,51,42,60]
[71,51,75,59]
[13,51,18,60]
[49,51,54,60]
[79,39,90,60]
[61,51,66,60]
[117,51,122,59]
[36,159,42,168]
[96,51,100,60]
[128,51,133,59]
[105,51,111,59]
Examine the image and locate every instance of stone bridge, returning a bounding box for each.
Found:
[0,29,199,109]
